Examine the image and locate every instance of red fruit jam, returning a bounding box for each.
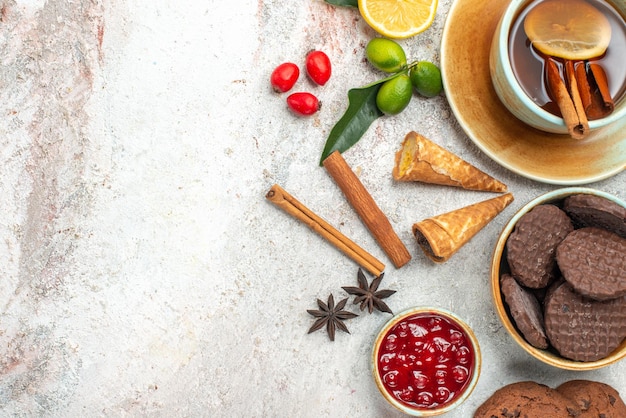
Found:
[376,312,476,410]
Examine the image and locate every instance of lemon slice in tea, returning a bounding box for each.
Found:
[524,0,612,60]
[358,0,438,39]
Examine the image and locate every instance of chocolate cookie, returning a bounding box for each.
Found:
[556,380,626,418]
[564,193,626,239]
[544,281,626,362]
[556,227,626,301]
[506,204,574,289]
[474,381,580,417]
[500,274,548,349]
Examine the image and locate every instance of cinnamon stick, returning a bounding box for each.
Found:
[575,62,594,116]
[574,62,614,120]
[564,60,589,133]
[266,184,385,277]
[323,151,411,269]
[546,58,588,140]
[589,63,615,114]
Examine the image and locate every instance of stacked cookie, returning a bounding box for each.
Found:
[474,380,626,417]
[500,193,626,362]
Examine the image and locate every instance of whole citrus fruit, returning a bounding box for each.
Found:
[376,74,413,115]
[409,61,443,97]
[366,38,407,73]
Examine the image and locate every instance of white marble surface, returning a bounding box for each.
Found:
[0,0,624,416]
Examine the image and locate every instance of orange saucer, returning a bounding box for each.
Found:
[440,0,626,185]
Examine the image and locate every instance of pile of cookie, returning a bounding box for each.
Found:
[501,193,626,361]
[474,380,626,417]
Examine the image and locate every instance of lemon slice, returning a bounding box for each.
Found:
[524,0,611,60]
[358,0,438,39]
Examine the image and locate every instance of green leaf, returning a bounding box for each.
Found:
[319,84,384,165]
[319,72,407,165]
[324,0,358,7]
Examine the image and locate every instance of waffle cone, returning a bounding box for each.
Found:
[413,193,514,262]
[392,132,508,192]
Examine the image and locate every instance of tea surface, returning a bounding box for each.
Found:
[509,0,626,117]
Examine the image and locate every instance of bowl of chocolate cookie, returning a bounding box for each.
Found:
[491,187,626,370]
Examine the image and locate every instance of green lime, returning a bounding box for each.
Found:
[409,61,443,97]
[365,38,407,73]
[376,74,412,115]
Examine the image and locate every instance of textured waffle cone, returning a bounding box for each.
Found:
[392,131,508,192]
[413,193,514,262]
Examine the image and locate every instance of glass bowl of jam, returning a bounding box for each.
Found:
[372,307,481,416]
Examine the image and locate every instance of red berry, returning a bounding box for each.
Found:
[270,62,299,93]
[435,386,451,404]
[305,50,331,86]
[286,92,320,116]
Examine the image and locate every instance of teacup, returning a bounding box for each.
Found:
[489,0,626,135]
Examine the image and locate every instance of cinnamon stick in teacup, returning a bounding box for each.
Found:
[589,63,614,113]
[575,62,595,117]
[564,60,588,133]
[546,58,588,140]
[575,61,614,120]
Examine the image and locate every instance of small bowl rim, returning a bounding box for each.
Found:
[496,0,626,131]
[371,307,482,416]
[490,186,626,371]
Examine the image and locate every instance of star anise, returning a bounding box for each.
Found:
[342,268,396,314]
[307,293,358,341]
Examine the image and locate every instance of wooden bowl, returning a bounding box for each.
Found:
[491,187,626,370]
